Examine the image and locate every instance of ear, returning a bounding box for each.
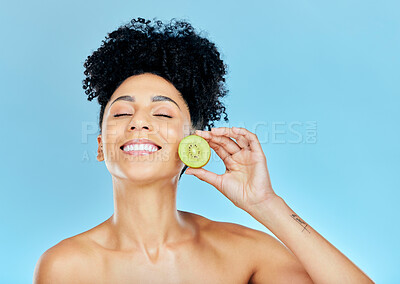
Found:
[97,134,104,162]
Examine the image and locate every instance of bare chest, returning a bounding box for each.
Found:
[82,244,253,284]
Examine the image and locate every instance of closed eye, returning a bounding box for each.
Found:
[113,113,172,118]
[113,113,132,117]
[154,114,172,118]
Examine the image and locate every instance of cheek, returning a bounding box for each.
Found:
[103,120,128,143]
[102,122,118,141]
[163,122,186,146]
[168,121,192,152]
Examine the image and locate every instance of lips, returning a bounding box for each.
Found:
[119,138,162,151]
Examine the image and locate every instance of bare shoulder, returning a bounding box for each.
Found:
[220,222,312,284]
[33,236,97,284]
[197,213,276,246]
[197,215,312,283]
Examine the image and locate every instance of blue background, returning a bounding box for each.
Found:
[1,0,398,283]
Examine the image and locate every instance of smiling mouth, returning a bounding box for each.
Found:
[119,144,162,156]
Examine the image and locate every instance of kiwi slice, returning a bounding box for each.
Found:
[178,135,211,168]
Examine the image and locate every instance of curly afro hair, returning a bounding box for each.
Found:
[82,17,229,179]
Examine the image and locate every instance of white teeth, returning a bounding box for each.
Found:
[123,144,158,152]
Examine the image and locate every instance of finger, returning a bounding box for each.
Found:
[208,141,236,168]
[235,135,250,149]
[211,127,250,149]
[231,127,263,152]
[210,127,250,149]
[195,130,240,155]
[185,167,222,189]
[195,131,237,168]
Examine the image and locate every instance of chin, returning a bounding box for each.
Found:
[106,152,182,180]
[114,164,175,181]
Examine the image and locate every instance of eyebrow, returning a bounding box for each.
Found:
[110,95,181,110]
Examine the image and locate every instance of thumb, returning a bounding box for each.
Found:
[186,168,221,189]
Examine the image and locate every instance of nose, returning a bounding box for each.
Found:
[128,110,153,132]
[130,124,150,130]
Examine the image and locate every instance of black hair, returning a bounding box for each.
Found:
[82,17,229,179]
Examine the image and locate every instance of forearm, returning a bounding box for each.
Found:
[247,195,374,284]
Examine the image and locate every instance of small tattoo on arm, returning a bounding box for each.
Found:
[290,214,310,233]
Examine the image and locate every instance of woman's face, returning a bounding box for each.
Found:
[97,73,193,183]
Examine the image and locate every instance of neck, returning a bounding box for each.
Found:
[107,175,194,251]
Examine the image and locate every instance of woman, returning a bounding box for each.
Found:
[34,17,374,283]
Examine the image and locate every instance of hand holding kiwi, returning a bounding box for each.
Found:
[181,127,277,212]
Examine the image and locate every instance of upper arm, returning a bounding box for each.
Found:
[249,230,313,284]
[33,240,85,284]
